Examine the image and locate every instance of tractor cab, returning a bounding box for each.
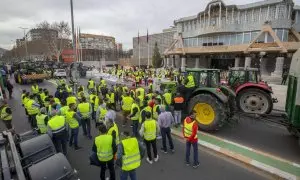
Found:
[228,67,263,90]
[184,68,221,88]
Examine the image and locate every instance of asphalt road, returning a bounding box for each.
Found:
[0,77,270,180]
[78,77,300,163]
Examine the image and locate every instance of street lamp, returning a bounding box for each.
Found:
[19,27,28,60]
[70,0,76,62]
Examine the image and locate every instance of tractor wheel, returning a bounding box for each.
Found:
[188,94,226,131]
[237,88,273,114]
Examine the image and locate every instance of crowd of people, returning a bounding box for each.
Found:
[0,66,200,180]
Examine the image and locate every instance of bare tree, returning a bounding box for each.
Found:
[36,21,71,61]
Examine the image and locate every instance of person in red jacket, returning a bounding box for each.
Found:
[183,111,200,168]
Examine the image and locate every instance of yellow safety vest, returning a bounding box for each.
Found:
[90,94,96,104]
[36,114,47,133]
[1,107,12,121]
[121,138,141,171]
[65,110,79,129]
[31,85,39,94]
[95,135,113,162]
[78,103,90,118]
[139,106,152,123]
[39,93,46,102]
[101,79,106,86]
[66,85,72,93]
[153,105,161,120]
[137,95,144,108]
[144,119,156,141]
[54,98,61,105]
[107,123,120,144]
[106,93,115,104]
[136,88,145,98]
[60,106,69,116]
[183,119,197,139]
[122,96,134,111]
[185,75,195,88]
[122,86,128,93]
[21,93,26,104]
[88,80,95,89]
[163,93,172,105]
[67,96,77,106]
[26,100,40,115]
[94,96,99,111]
[98,107,108,122]
[130,103,140,121]
[47,115,66,134]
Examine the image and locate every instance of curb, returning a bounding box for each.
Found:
[171,128,299,180]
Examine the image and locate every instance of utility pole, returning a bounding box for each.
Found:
[19,27,28,60]
[70,0,76,62]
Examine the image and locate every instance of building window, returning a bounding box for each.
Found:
[236,33,243,44]
[278,5,286,19]
[276,29,283,41]
[224,35,230,45]
[266,32,274,42]
[251,31,259,41]
[230,34,236,45]
[269,5,276,20]
[283,29,288,42]
[243,32,251,43]
[183,39,188,46]
[219,35,224,45]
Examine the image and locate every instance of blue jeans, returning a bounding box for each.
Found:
[132,120,139,137]
[185,141,199,165]
[69,127,79,147]
[81,118,91,137]
[120,169,137,180]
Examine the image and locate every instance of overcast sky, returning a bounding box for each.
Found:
[1,0,299,50]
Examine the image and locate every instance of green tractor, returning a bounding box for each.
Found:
[161,68,235,131]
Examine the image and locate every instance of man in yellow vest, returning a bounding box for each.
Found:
[87,78,95,94]
[47,111,68,155]
[128,99,140,137]
[116,131,145,180]
[184,73,196,101]
[163,89,172,111]
[0,100,13,129]
[31,82,39,97]
[66,103,82,150]
[26,94,40,128]
[96,103,108,126]
[89,90,97,120]
[136,91,144,108]
[106,118,120,145]
[77,97,92,139]
[121,92,134,127]
[106,89,116,110]
[66,92,77,107]
[36,107,48,134]
[183,111,199,168]
[139,112,160,164]
[90,123,116,180]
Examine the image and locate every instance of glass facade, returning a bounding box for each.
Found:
[182,29,289,47]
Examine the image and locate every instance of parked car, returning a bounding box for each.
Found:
[53,69,67,78]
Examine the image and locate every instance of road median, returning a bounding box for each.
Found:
[171,127,300,180]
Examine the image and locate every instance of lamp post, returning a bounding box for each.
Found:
[70,0,76,62]
[19,27,28,60]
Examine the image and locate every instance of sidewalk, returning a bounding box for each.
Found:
[171,127,300,180]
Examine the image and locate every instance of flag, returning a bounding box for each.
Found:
[138,31,139,44]
[147,29,149,43]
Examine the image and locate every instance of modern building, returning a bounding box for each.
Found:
[26,28,58,41]
[80,33,115,50]
[132,28,176,66]
[164,0,300,80]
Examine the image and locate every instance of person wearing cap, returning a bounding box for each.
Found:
[90,123,116,180]
[183,111,200,168]
[139,111,160,164]
[36,107,48,134]
[47,110,68,155]
[158,105,175,154]
[0,100,12,129]
[116,131,145,180]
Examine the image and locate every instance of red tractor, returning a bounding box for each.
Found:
[227,67,277,114]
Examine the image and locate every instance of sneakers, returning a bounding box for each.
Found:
[186,162,190,166]
[146,157,153,164]
[154,155,159,162]
[160,148,167,154]
[193,163,200,169]
[170,149,175,153]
